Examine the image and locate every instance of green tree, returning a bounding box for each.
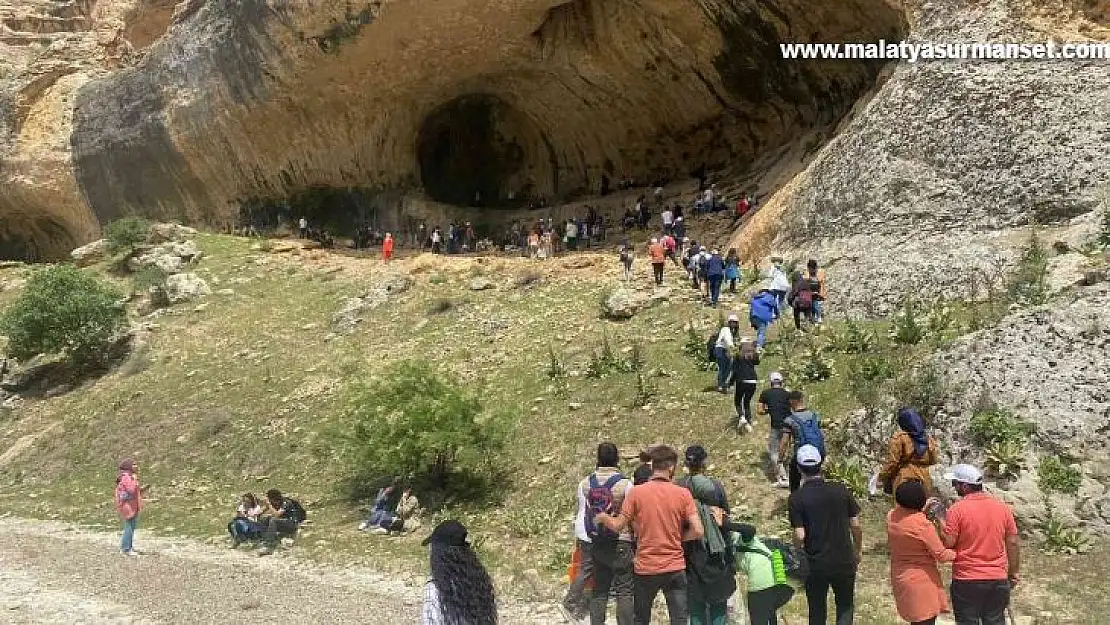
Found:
[104,217,151,254]
[1007,229,1049,306]
[344,361,508,497]
[0,265,126,366]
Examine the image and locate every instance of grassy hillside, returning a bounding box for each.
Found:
[0,234,1105,623]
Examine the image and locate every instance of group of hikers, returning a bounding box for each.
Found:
[553,399,1018,625]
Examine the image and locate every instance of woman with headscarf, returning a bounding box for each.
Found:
[678,445,737,625]
[879,407,939,494]
[886,480,954,625]
[421,520,497,625]
[115,459,143,555]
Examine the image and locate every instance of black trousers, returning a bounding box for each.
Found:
[951,580,1010,625]
[262,518,299,545]
[633,570,687,625]
[747,585,793,625]
[734,382,758,424]
[591,541,635,625]
[805,570,855,625]
[652,262,664,284]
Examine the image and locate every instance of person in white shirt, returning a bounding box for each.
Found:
[767,257,791,316]
[661,208,674,234]
[714,314,740,393]
[297,217,307,239]
[421,520,496,625]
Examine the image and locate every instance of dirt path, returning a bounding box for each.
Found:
[0,517,560,624]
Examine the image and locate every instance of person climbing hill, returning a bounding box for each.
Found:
[729,338,759,434]
[878,408,940,495]
[749,289,780,349]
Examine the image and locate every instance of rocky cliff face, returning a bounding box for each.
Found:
[0,0,904,260]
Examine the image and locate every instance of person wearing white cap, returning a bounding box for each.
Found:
[757,371,792,486]
[934,464,1020,625]
[713,315,740,393]
[788,444,862,625]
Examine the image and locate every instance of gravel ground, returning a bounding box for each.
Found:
[0,518,561,624]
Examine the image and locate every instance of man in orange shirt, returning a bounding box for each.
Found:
[648,238,666,286]
[934,464,1020,625]
[597,445,704,625]
[382,232,394,262]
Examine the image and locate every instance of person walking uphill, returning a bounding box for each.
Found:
[879,408,939,494]
[887,480,955,625]
[421,520,498,625]
[649,238,666,285]
[724,249,741,294]
[705,250,725,306]
[596,445,704,625]
[115,459,143,555]
[759,372,792,487]
[732,523,795,625]
[789,445,863,625]
[562,443,635,625]
[749,289,780,349]
[676,446,736,625]
[714,315,740,393]
[934,464,1020,625]
[729,339,759,434]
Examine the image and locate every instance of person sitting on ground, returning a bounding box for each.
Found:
[392,486,424,534]
[258,489,307,555]
[676,445,736,625]
[887,480,955,625]
[421,520,498,625]
[360,484,399,534]
[228,492,269,547]
[729,338,760,434]
[748,289,780,349]
[731,522,795,625]
[789,271,816,330]
[879,408,940,495]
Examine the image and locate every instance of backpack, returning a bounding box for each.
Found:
[791,412,825,456]
[795,288,813,310]
[706,328,722,362]
[283,498,308,524]
[740,538,810,582]
[584,473,625,542]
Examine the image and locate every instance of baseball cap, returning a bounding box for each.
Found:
[422,520,469,547]
[684,444,708,467]
[944,464,984,485]
[769,371,784,384]
[727,314,739,323]
[796,444,823,467]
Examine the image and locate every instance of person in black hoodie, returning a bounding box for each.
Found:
[729,338,760,434]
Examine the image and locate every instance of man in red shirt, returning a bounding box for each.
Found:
[598,445,704,625]
[934,464,1020,625]
[382,232,395,262]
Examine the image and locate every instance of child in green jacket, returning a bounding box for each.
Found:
[732,523,795,625]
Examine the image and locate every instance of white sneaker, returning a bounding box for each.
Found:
[369,526,389,535]
[358,521,369,531]
[742,422,753,434]
[774,478,790,489]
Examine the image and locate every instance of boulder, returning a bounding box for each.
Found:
[147,223,198,244]
[70,239,110,267]
[164,273,211,304]
[0,353,69,393]
[129,240,202,274]
[1046,253,1089,293]
[331,272,413,335]
[469,277,495,291]
[602,288,651,319]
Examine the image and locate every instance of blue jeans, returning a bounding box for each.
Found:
[121,515,137,553]
[772,290,789,319]
[708,275,723,305]
[813,299,824,322]
[752,318,769,348]
[714,346,731,390]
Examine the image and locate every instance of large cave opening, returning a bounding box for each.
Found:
[417,95,557,208]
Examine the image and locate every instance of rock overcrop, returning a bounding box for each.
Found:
[331,271,413,335]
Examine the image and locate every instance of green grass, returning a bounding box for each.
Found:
[0,234,1106,621]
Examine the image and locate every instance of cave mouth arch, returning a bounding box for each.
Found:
[416,94,556,208]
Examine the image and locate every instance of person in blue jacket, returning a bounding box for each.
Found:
[705,250,726,306]
[749,289,780,348]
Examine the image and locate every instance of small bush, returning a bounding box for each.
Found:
[969,407,1035,448]
[888,362,952,423]
[1038,456,1082,495]
[104,217,151,254]
[427,298,454,315]
[344,361,508,498]
[783,337,834,383]
[428,273,447,285]
[1040,502,1089,554]
[628,341,647,373]
[633,371,657,407]
[1007,229,1050,306]
[824,455,869,499]
[546,347,569,398]
[1098,199,1110,249]
[984,439,1027,479]
[924,301,959,346]
[0,265,126,366]
[682,323,714,371]
[889,299,925,345]
[830,321,876,354]
[586,335,633,378]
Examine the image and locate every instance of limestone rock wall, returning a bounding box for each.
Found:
[0,0,904,259]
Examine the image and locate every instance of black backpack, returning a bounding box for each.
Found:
[283,498,307,524]
[706,329,722,362]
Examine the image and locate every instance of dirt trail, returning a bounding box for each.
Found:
[0,517,559,624]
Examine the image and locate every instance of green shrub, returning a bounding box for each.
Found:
[586,335,633,378]
[428,273,447,285]
[1038,456,1082,495]
[888,362,953,423]
[1040,502,1090,554]
[103,217,151,254]
[1007,229,1050,306]
[1098,202,1110,249]
[969,408,1035,448]
[783,337,834,383]
[830,320,876,354]
[890,299,925,345]
[924,301,959,346]
[632,370,657,407]
[824,456,869,499]
[0,265,125,366]
[344,361,508,498]
[682,323,714,371]
[984,439,1027,479]
[546,347,569,398]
